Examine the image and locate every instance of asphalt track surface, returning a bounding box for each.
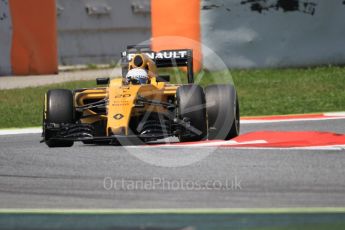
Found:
[0,119,344,209]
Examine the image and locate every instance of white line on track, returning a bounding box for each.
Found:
[0,127,343,150]
[324,112,345,116]
[143,144,345,150]
[149,140,268,147]
[0,127,41,136]
[229,145,345,151]
[241,116,345,124]
[0,112,344,135]
[1,207,345,214]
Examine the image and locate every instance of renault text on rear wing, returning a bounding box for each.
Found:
[121,47,194,83]
[122,49,192,67]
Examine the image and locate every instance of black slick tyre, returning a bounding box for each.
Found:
[205,84,240,140]
[176,85,207,142]
[43,89,75,147]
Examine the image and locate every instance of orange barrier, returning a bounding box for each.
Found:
[151,0,202,71]
[9,0,58,75]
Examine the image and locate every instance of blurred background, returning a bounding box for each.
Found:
[1,0,345,76]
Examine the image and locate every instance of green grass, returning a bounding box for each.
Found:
[86,63,99,70]
[0,66,344,128]
[231,66,345,116]
[0,81,98,129]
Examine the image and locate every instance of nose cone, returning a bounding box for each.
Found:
[109,127,126,135]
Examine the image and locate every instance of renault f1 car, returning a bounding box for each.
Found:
[42,46,240,147]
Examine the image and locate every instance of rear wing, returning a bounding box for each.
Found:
[121,45,194,83]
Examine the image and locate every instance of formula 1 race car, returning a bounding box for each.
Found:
[42,46,240,147]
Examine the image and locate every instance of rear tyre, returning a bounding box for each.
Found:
[205,84,240,140]
[176,85,207,142]
[43,89,75,147]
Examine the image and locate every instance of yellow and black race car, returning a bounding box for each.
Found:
[42,46,240,147]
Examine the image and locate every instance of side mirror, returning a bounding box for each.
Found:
[96,77,110,85]
[156,75,170,82]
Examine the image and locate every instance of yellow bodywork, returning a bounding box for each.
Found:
[107,78,178,135]
[74,53,180,137]
[75,79,178,136]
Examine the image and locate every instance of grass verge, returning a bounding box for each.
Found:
[0,66,344,128]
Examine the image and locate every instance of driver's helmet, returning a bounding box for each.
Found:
[125,68,149,85]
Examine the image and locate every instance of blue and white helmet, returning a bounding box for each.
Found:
[125,68,149,85]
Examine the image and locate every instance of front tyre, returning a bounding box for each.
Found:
[205,84,240,140]
[176,85,207,142]
[43,89,75,147]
